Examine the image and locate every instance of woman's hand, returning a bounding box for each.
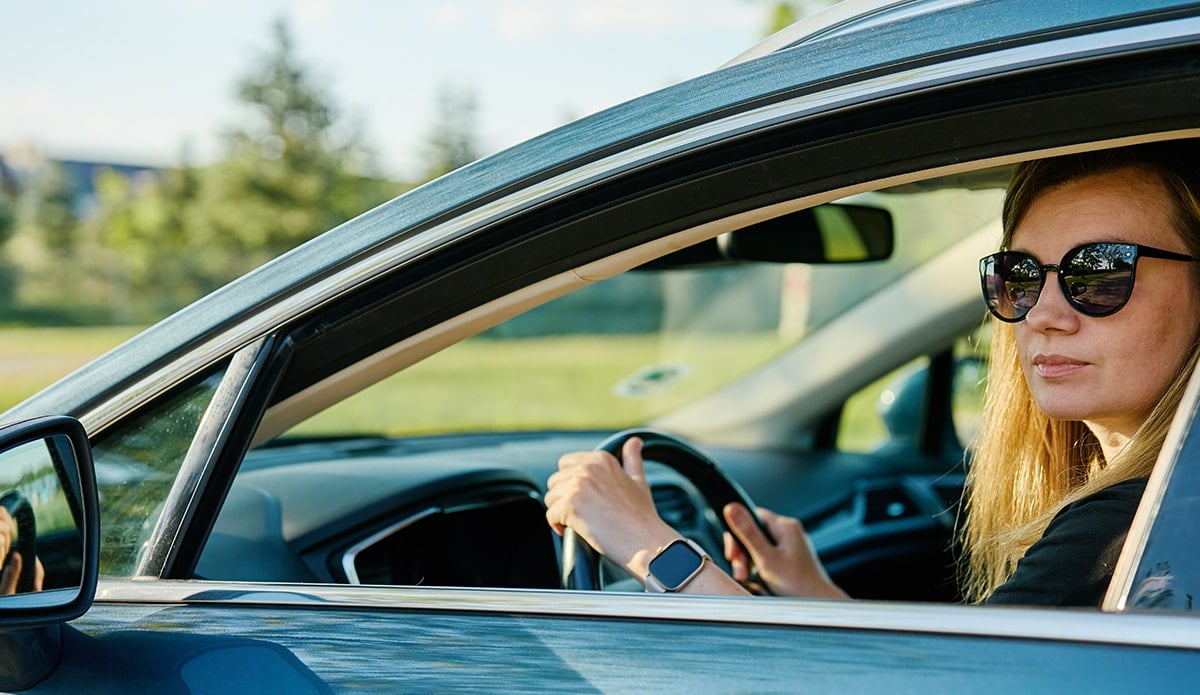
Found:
[0,507,13,570]
[723,503,848,599]
[544,437,677,573]
[0,506,42,595]
[0,551,44,595]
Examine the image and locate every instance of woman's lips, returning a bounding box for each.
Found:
[1033,354,1089,378]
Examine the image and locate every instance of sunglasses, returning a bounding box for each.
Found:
[979,242,1196,322]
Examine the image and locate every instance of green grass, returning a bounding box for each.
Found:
[291,333,793,437]
[1,327,966,455]
[0,326,141,411]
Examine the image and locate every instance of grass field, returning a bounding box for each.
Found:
[0,326,142,411]
[0,326,907,452]
[291,333,794,436]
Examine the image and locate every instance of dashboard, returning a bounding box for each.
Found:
[196,431,963,601]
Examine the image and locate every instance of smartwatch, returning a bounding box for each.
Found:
[645,538,710,592]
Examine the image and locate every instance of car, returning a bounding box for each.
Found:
[4,0,1200,690]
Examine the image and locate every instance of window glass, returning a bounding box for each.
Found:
[291,265,800,437]
[838,357,932,453]
[288,183,1004,441]
[951,325,990,451]
[0,435,84,593]
[91,368,227,576]
[838,325,989,455]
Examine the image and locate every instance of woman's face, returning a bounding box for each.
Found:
[1010,165,1200,440]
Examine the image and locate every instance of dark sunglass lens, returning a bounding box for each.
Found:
[983,252,1041,320]
[1061,243,1136,316]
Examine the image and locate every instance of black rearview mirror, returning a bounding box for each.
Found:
[726,203,894,263]
[640,202,894,270]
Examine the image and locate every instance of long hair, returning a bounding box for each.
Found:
[961,140,1200,603]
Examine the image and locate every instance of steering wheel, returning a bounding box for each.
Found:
[0,490,37,593]
[560,428,774,592]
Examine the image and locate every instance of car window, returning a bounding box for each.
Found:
[837,328,989,455]
[290,264,800,438]
[838,356,933,453]
[951,326,989,450]
[91,367,228,576]
[286,181,1007,442]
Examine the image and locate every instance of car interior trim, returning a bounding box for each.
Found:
[340,507,439,585]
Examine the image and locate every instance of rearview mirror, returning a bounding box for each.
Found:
[641,202,894,269]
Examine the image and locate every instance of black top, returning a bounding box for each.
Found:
[986,477,1148,607]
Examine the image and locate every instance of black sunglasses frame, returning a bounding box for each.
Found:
[979,242,1196,323]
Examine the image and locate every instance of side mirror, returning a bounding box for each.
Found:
[0,416,99,690]
[640,202,894,269]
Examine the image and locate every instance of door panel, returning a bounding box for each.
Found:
[41,592,1200,692]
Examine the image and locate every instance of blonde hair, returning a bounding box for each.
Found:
[962,141,1200,603]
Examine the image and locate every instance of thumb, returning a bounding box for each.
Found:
[723,503,774,560]
[621,437,646,480]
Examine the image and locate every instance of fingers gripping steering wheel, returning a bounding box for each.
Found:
[560,429,774,591]
[0,490,38,593]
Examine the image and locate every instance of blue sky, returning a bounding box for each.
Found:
[2,1,791,180]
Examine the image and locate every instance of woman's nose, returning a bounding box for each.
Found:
[1022,273,1080,331]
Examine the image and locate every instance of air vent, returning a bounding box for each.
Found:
[652,485,699,528]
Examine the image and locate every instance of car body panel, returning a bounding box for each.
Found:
[39,581,1200,693]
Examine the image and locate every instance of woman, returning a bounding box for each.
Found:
[544,140,1200,606]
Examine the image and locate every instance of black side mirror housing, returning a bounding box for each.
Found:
[0,416,100,690]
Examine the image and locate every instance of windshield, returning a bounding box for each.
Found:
[286,176,1006,442]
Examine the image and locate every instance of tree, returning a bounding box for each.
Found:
[4,161,88,318]
[767,2,800,34]
[89,18,404,322]
[0,187,16,312]
[201,18,400,267]
[758,1,841,36]
[421,84,482,181]
[18,162,79,258]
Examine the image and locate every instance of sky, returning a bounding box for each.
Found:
[1,1,792,181]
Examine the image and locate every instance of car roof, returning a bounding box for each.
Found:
[728,0,1200,64]
[7,0,1200,426]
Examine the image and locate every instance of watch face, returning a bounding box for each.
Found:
[648,540,704,590]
